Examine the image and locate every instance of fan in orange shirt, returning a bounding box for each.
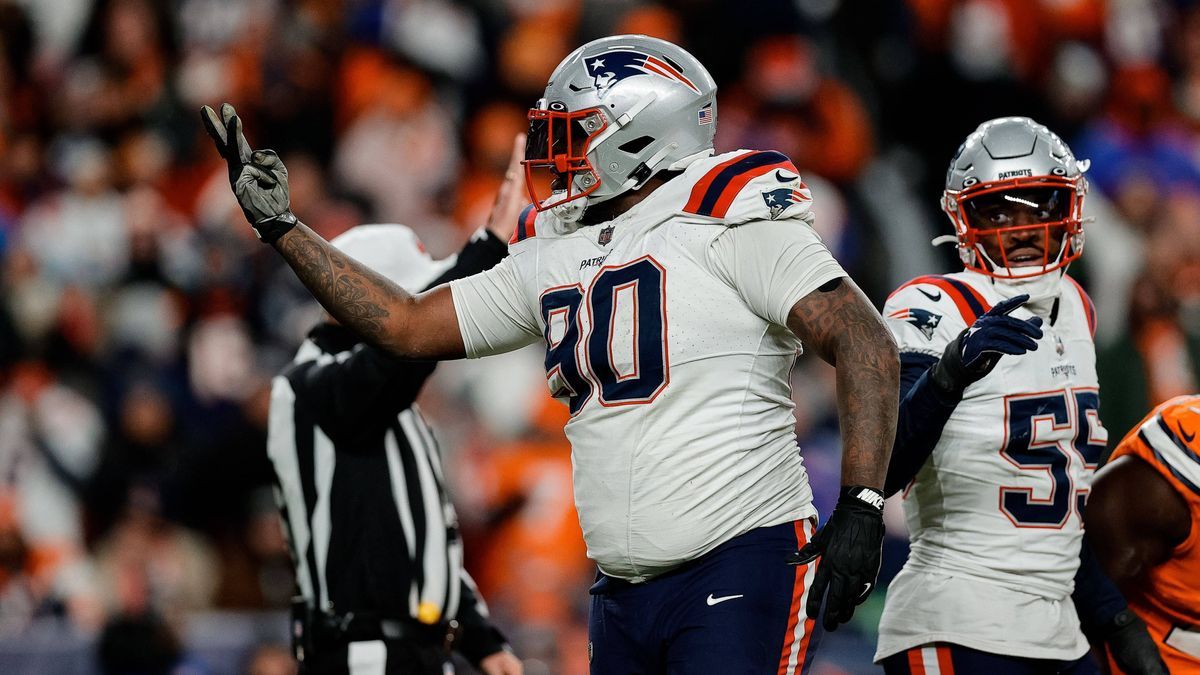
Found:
[1087,394,1200,672]
[465,395,591,629]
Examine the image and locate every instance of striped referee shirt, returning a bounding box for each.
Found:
[265,231,509,663]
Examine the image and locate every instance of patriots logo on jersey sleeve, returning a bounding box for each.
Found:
[584,50,701,94]
[761,187,809,220]
[887,307,942,340]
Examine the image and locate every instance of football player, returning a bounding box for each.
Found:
[1087,394,1200,673]
[875,117,1165,674]
[203,34,899,674]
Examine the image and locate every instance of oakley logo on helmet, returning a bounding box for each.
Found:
[584,49,701,94]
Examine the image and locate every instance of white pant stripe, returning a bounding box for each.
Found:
[784,520,817,674]
[347,640,387,675]
[921,646,941,675]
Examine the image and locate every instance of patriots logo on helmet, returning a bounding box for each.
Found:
[887,307,943,340]
[761,187,809,220]
[584,50,701,95]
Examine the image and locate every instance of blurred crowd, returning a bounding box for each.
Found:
[0,0,1199,673]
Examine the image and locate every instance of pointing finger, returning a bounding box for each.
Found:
[989,294,1030,317]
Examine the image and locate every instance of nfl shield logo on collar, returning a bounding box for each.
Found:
[598,225,614,246]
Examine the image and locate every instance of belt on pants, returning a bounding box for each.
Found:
[292,597,459,662]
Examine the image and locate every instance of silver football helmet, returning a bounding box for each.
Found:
[940,116,1090,280]
[523,34,718,222]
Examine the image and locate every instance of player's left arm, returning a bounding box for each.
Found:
[1083,455,1187,674]
[786,277,899,631]
[1073,534,1169,675]
[706,200,897,631]
[1086,455,1189,591]
[787,278,899,489]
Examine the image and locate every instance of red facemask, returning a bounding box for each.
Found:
[944,176,1085,279]
[522,105,609,211]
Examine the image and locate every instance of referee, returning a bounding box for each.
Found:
[265,145,526,675]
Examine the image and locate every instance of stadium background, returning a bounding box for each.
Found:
[0,0,1196,672]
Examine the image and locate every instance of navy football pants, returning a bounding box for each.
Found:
[587,519,821,675]
[881,642,1100,675]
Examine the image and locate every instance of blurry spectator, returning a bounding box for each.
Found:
[497,13,575,97]
[97,610,207,675]
[458,396,589,634]
[0,361,103,632]
[333,49,461,232]
[718,35,875,184]
[92,485,219,624]
[65,0,185,153]
[454,102,528,232]
[88,381,181,536]
[19,140,128,286]
[382,0,486,81]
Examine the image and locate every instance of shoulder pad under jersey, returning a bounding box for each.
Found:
[676,149,814,226]
[1113,394,1200,501]
[884,274,993,353]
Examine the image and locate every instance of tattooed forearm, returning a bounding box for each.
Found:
[273,223,418,354]
[788,278,899,489]
[271,224,467,358]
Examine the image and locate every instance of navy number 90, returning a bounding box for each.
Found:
[539,257,668,414]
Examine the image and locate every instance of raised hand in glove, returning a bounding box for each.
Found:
[789,485,885,631]
[1106,609,1169,675]
[931,293,1044,395]
[200,103,296,243]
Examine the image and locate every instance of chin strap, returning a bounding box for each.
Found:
[931,235,959,247]
[619,141,680,192]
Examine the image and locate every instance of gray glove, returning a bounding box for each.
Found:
[200,103,296,243]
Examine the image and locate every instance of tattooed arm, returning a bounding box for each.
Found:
[274,223,465,359]
[199,103,532,360]
[787,276,897,632]
[787,278,899,488]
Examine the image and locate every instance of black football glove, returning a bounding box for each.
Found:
[789,485,885,631]
[1105,609,1169,675]
[200,103,296,243]
[931,294,1044,394]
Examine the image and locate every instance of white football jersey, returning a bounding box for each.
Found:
[450,150,846,581]
[876,270,1104,660]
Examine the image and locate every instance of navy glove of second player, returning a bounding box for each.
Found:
[931,294,1044,394]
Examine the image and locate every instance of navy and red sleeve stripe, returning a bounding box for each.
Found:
[683,151,798,219]
[888,275,992,324]
[510,204,538,245]
[1066,276,1096,336]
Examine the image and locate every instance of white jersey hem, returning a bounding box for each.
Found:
[874,632,1090,664]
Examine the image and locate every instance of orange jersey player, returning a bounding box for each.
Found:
[1087,394,1200,672]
